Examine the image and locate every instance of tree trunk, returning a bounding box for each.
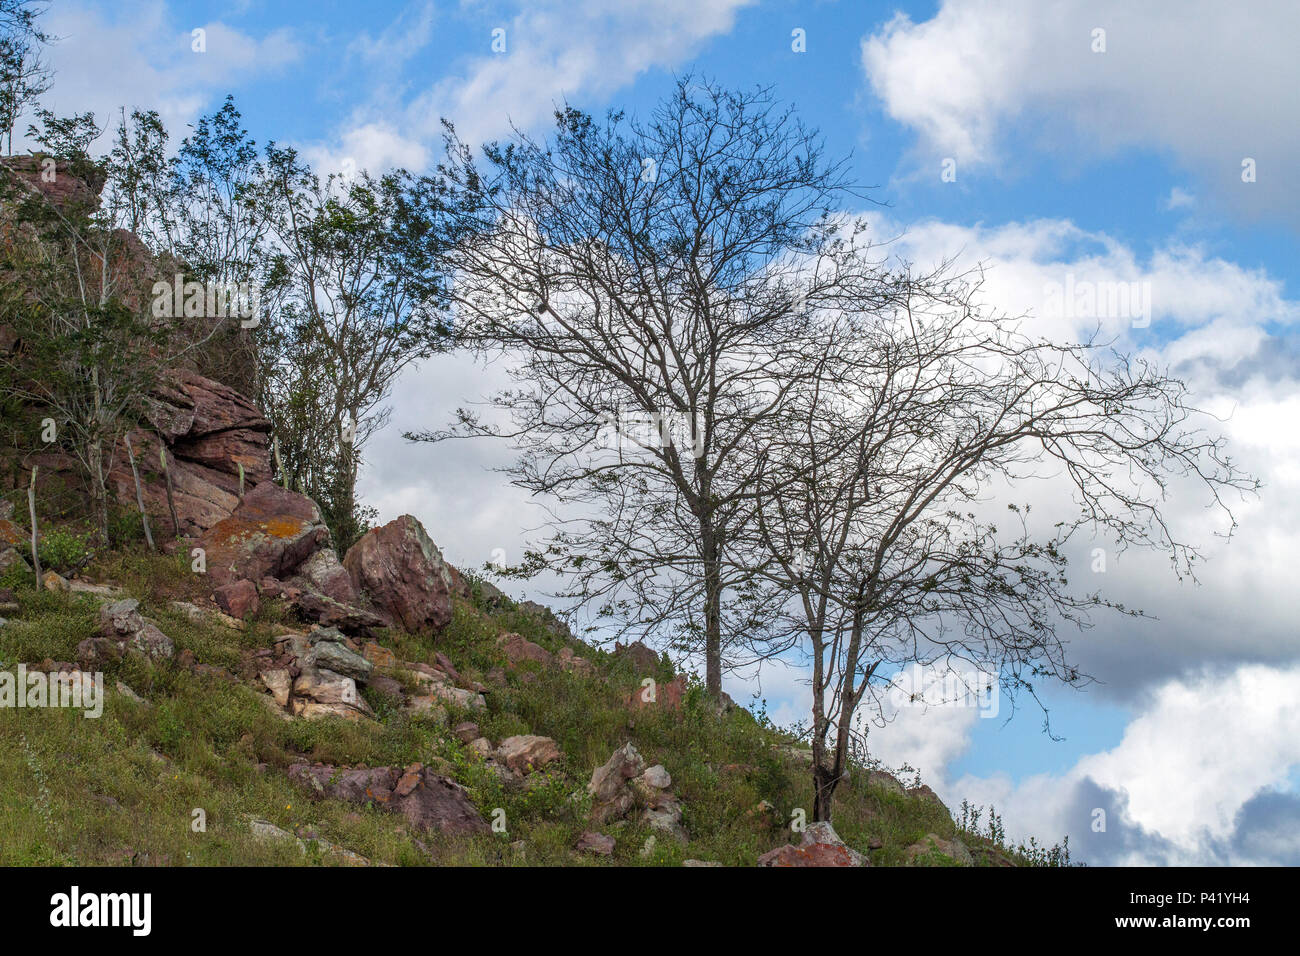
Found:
[813,762,840,823]
[160,447,180,536]
[89,437,109,548]
[123,434,155,552]
[702,532,723,698]
[27,467,42,583]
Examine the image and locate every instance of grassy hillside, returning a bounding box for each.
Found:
[0,545,1069,867]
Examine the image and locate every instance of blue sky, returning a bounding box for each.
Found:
[34,0,1300,865]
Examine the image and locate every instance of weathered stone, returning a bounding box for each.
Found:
[626,675,687,711]
[213,579,259,620]
[640,765,672,789]
[613,640,660,674]
[259,668,292,708]
[41,570,69,593]
[757,821,867,867]
[0,546,30,577]
[576,831,615,856]
[97,599,174,660]
[308,627,373,682]
[497,631,554,668]
[361,641,399,668]
[453,721,480,744]
[293,549,359,604]
[342,515,454,634]
[496,735,562,776]
[198,481,330,587]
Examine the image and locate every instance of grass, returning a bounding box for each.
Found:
[0,543,1071,867]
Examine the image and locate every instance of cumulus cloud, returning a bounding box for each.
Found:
[950,663,1300,865]
[861,0,1300,221]
[25,0,301,152]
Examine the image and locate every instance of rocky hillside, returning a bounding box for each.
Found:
[0,287,1060,867]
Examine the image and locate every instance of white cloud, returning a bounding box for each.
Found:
[861,0,1300,220]
[951,663,1300,864]
[25,0,301,153]
[312,0,754,173]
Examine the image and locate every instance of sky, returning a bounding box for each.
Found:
[29,0,1300,865]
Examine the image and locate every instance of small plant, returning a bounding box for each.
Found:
[36,525,96,572]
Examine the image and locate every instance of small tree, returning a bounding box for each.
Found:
[257,145,451,549]
[415,77,883,696]
[747,270,1257,822]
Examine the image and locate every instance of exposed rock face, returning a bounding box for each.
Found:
[343,515,454,634]
[198,481,330,588]
[626,674,687,711]
[108,369,273,536]
[613,640,660,674]
[288,761,489,837]
[263,628,374,720]
[757,821,868,867]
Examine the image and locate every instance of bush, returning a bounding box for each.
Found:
[36,526,96,573]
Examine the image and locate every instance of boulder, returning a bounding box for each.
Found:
[198,481,330,587]
[589,742,647,826]
[289,762,489,837]
[495,735,562,776]
[342,515,454,634]
[576,831,615,856]
[41,570,69,593]
[497,631,554,668]
[92,599,174,661]
[757,821,867,867]
[613,640,660,674]
[291,549,359,604]
[213,579,259,620]
[453,721,480,744]
[0,547,29,578]
[290,587,388,636]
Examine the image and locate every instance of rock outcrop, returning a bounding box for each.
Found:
[588,742,685,839]
[757,821,868,867]
[77,599,175,664]
[198,481,331,588]
[289,761,490,838]
[343,515,454,634]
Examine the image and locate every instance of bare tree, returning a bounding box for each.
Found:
[414,77,883,697]
[745,268,1258,822]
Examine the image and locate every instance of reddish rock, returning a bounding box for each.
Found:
[213,579,259,620]
[613,640,660,674]
[497,631,554,668]
[198,481,330,587]
[106,370,273,536]
[288,764,398,805]
[291,549,359,604]
[361,642,399,669]
[342,515,454,634]
[757,822,867,867]
[626,675,687,711]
